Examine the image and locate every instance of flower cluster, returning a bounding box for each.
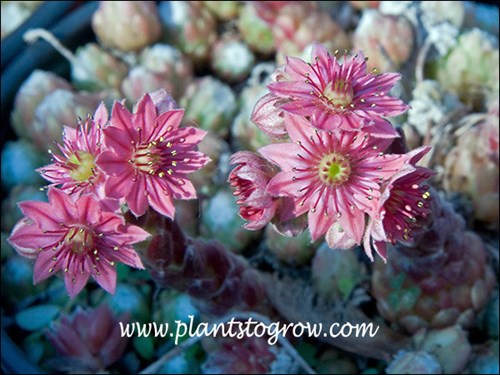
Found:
[229,43,434,261]
[8,90,210,297]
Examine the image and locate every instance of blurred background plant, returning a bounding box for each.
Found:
[1,1,498,374]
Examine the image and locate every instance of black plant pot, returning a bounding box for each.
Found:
[1,2,98,373]
[1,1,78,69]
[1,1,98,151]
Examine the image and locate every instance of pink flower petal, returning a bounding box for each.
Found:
[101,126,133,156]
[307,187,336,241]
[110,102,135,138]
[279,100,318,117]
[285,56,313,80]
[92,262,117,295]
[145,178,176,218]
[8,219,62,256]
[96,150,132,176]
[308,206,335,241]
[18,200,64,231]
[121,224,150,246]
[93,102,109,128]
[170,151,211,174]
[251,93,288,138]
[149,109,185,141]
[168,126,207,148]
[257,143,302,171]
[361,119,399,139]
[111,246,144,269]
[64,271,90,299]
[326,222,358,250]
[132,94,157,140]
[104,171,135,200]
[310,42,332,70]
[337,204,366,245]
[283,113,315,146]
[167,176,196,200]
[33,249,63,283]
[373,241,387,261]
[268,81,315,99]
[266,171,311,198]
[126,176,149,217]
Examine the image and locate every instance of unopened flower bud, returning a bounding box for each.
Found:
[238,3,275,55]
[30,89,103,152]
[272,3,350,65]
[210,35,255,82]
[353,10,414,72]
[180,77,237,138]
[11,70,72,140]
[159,1,217,65]
[72,43,128,91]
[232,63,282,151]
[265,224,317,265]
[386,350,442,374]
[121,66,171,104]
[139,43,194,100]
[349,1,380,10]
[312,242,367,303]
[415,326,472,374]
[92,1,161,52]
[202,1,240,21]
[200,190,259,253]
[435,28,499,108]
[444,116,499,224]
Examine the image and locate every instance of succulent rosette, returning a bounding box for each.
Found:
[46,304,130,372]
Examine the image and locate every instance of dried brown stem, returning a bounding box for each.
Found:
[261,272,411,361]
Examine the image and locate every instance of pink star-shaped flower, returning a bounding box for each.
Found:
[97,94,210,218]
[8,188,149,298]
[265,43,408,136]
[38,103,109,199]
[259,113,409,244]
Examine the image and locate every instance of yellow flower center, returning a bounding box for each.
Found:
[65,227,93,255]
[318,153,351,186]
[67,151,96,182]
[323,80,354,109]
